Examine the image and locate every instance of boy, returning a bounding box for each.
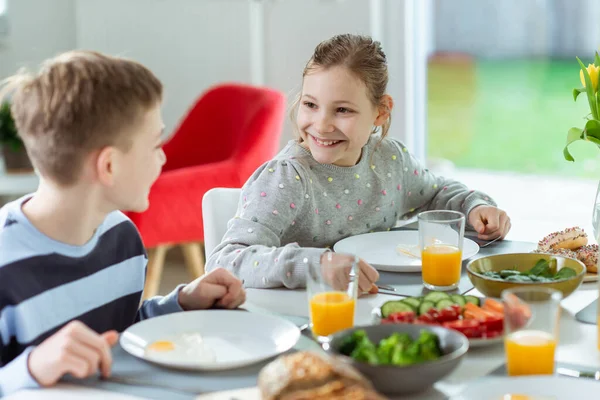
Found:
[0,51,245,396]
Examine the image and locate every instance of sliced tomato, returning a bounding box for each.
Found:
[438,307,460,322]
[426,308,440,319]
[443,319,483,338]
[481,315,503,332]
[416,314,438,325]
[450,304,462,315]
[388,311,416,323]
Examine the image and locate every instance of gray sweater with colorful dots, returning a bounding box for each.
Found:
[205,136,496,289]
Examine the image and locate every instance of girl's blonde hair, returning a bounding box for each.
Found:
[290,34,391,142]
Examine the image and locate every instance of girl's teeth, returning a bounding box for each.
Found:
[316,138,340,146]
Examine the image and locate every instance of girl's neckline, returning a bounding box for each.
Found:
[291,135,376,173]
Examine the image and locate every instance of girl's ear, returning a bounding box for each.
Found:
[374,94,394,127]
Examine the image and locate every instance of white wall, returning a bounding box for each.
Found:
[1,0,412,148]
[75,0,252,139]
[75,0,385,145]
[0,0,76,79]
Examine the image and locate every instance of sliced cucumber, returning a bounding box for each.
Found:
[464,295,481,306]
[381,300,416,318]
[401,297,422,309]
[423,291,451,304]
[435,299,455,310]
[418,301,436,316]
[450,294,466,306]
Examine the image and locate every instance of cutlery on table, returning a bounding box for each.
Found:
[557,367,600,380]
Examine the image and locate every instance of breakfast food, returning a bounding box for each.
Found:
[380,293,505,339]
[531,248,577,259]
[144,333,216,364]
[576,244,598,273]
[537,227,587,251]
[339,329,442,365]
[258,351,385,400]
[477,258,577,282]
[535,227,598,273]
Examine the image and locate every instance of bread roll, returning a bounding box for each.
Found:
[258,351,385,400]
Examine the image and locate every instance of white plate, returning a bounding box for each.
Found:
[120,310,300,371]
[451,375,600,399]
[333,231,479,272]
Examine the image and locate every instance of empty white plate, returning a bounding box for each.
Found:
[333,230,479,272]
[120,310,300,371]
[451,375,600,399]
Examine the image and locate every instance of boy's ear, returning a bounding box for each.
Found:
[96,146,115,186]
[374,94,394,127]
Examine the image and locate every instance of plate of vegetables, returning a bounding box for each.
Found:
[375,291,506,347]
[466,254,586,299]
[325,324,469,395]
[337,329,443,366]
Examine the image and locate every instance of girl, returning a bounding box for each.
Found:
[206,34,510,291]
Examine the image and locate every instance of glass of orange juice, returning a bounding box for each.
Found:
[307,253,359,338]
[418,210,465,291]
[503,287,562,376]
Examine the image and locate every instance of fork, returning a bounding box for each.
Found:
[478,236,501,248]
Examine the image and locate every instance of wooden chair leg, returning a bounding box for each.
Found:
[181,242,205,279]
[143,245,170,299]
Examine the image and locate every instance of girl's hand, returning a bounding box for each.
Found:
[320,252,379,295]
[468,205,511,240]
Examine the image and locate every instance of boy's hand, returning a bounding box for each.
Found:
[468,205,511,240]
[28,321,119,387]
[178,267,246,311]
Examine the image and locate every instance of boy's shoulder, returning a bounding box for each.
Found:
[0,198,142,269]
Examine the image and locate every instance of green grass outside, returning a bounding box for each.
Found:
[427,58,600,178]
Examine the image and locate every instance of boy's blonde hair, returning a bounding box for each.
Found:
[290,34,391,140]
[0,50,163,186]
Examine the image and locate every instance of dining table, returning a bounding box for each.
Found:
[6,237,600,400]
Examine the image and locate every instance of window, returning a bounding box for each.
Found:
[0,0,8,36]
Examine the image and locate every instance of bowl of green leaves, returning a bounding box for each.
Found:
[323,324,468,395]
[466,253,585,298]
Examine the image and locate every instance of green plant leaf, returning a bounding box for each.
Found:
[574,87,586,101]
[596,85,600,120]
[564,127,584,161]
[577,57,598,120]
[595,51,600,67]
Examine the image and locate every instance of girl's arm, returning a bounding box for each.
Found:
[395,141,497,224]
[205,160,325,289]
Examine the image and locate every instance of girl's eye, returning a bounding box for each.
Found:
[337,107,353,114]
[303,101,317,109]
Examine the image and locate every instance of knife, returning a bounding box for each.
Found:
[556,367,600,380]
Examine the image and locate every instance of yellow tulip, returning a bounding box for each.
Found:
[580,63,600,92]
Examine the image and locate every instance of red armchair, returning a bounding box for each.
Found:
[127,83,286,298]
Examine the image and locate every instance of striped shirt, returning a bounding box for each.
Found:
[0,195,184,396]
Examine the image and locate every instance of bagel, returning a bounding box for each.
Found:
[576,244,598,273]
[531,248,578,259]
[537,227,588,251]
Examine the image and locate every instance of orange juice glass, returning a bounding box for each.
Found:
[418,210,465,291]
[503,287,562,376]
[307,253,359,338]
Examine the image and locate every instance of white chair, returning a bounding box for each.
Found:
[202,187,242,259]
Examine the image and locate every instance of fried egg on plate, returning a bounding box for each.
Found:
[145,333,216,364]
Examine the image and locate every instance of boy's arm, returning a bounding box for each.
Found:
[0,347,40,396]
[136,284,185,321]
